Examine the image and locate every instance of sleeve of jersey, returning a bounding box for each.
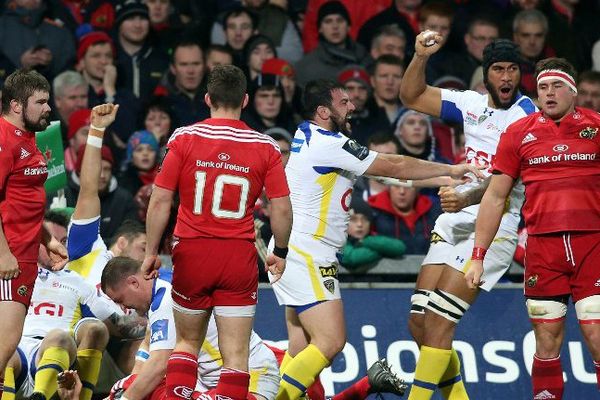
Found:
[439,88,468,123]
[312,136,377,176]
[154,137,183,191]
[264,148,290,199]
[492,128,521,179]
[0,145,14,195]
[148,286,176,352]
[67,216,102,261]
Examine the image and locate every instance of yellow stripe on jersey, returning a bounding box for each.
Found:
[68,249,102,278]
[69,301,83,334]
[313,172,339,240]
[249,367,267,393]
[289,245,325,301]
[201,340,223,366]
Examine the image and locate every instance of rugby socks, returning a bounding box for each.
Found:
[280,351,294,374]
[277,344,329,400]
[33,346,70,399]
[1,367,15,400]
[594,360,600,390]
[439,349,469,399]
[166,352,197,400]
[532,355,564,400]
[76,349,103,400]
[332,376,370,400]
[408,346,452,400]
[216,368,250,400]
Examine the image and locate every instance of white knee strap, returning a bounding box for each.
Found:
[526,299,567,322]
[425,289,470,323]
[410,289,432,314]
[575,295,600,323]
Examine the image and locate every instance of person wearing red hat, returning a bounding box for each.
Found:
[65,108,92,172]
[261,58,302,120]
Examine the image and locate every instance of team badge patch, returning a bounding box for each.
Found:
[323,279,336,294]
[17,285,28,296]
[342,139,369,160]
[526,274,538,288]
[430,232,446,244]
[579,127,598,139]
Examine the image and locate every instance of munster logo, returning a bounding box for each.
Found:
[579,127,598,139]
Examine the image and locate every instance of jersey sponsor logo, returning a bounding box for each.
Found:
[30,301,64,316]
[173,385,194,398]
[478,108,494,124]
[579,126,598,139]
[218,152,230,161]
[150,319,169,343]
[20,147,31,159]
[552,144,568,152]
[522,132,537,144]
[319,265,338,279]
[195,159,250,173]
[595,279,600,287]
[465,111,478,126]
[24,166,48,176]
[528,152,596,165]
[324,279,335,294]
[342,139,369,160]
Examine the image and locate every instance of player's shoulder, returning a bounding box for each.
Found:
[511,95,537,116]
[577,107,600,122]
[505,110,542,137]
[442,88,486,104]
[150,278,172,314]
[298,120,344,145]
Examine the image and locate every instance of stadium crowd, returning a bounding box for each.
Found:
[1,0,600,399]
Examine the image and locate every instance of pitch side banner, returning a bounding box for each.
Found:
[255,287,597,399]
[36,121,67,192]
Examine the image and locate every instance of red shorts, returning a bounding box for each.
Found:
[171,237,258,311]
[524,231,600,302]
[0,262,36,307]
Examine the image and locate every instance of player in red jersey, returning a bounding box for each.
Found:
[466,58,600,400]
[0,69,68,397]
[141,65,293,400]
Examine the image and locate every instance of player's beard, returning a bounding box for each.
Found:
[485,81,519,110]
[22,104,50,132]
[330,108,351,135]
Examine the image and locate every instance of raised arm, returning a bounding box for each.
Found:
[399,31,444,117]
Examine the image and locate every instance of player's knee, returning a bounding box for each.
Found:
[424,289,470,324]
[43,329,76,352]
[527,298,568,322]
[78,319,110,349]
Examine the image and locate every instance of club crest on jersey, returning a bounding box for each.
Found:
[430,232,446,244]
[17,285,28,296]
[526,274,538,288]
[323,279,336,294]
[579,126,598,139]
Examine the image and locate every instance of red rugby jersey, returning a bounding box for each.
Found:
[493,107,600,234]
[0,118,48,262]
[155,118,289,240]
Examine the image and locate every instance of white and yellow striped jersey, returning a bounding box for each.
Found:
[285,121,377,249]
[23,267,117,338]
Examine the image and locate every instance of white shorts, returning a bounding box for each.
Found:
[422,211,518,291]
[196,343,280,400]
[16,336,42,397]
[269,232,341,306]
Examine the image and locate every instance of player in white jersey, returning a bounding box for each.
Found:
[271,79,484,400]
[399,35,536,399]
[3,211,146,400]
[100,257,280,400]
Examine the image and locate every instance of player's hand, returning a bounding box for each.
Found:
[0,250,20,280]
[415,30,443,57]
[266,254,286,283]
[91,103,119,130]
[57,370,82,400]
[45,237,69,271]
[439,186,467,213]
[449,164,485,180]
[465,260,485,290]
[141,254,161,280]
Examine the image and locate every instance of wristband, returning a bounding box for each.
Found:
[471,247,487,261]
[90,124,106,132]
[273,246,288,259]
[86,135,103,148]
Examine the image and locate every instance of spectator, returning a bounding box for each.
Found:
[0,0,76,80]
[369,25,407,65]
[393,109,449,164]
[47,145,139,240]
[243,74,295,133]
[244,34,276,81]
[294,1,368,88]
[118,130,160,196]
[366,54,404,128]
[357,0,421,57]
[217,7,258,68]
[262,57,303,118]
[576,70,600,112]
[114,0,169,99]
[469,65,487,94]
[142,96,175,147]
[206,44,234,72]
[337,65,378,145]
[144,0,184,53]
[65,108,91,172]
[51,1,116,33]
[368,185,442,254]
[76,30,141,143]
[512,9,554,96]
[341,204,406,272]
[154,40,209,127]
[52,71,89,143]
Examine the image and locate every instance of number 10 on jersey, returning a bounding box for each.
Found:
[193,171,250,219]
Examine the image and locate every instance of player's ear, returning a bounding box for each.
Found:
[126,275,138,288]
[10,99,22,115]
[316,105,330,120]
[205,93,213,109]
[241,93,249,110]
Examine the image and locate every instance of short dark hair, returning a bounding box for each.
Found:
[302,79,346,117]
[367,131,400,152]
[207,65,247,109]
[207,44,234,60]
[223,6,258,31]
[171,39,203,64]
[101,256,141,293]
[2,69,50,115]
[467,16,499,35]
[370,54,404,76]
[107,219,146,248]
[44,210,70,230]
[419,1,455,24]
[578,70,600,86]
[535,57,577,82]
